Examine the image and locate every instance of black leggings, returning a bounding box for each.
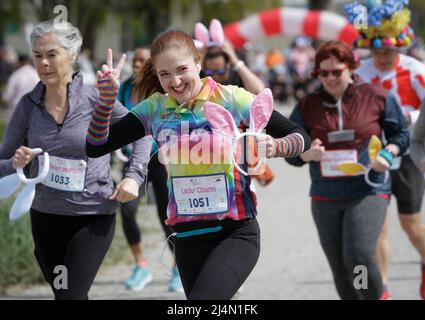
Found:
[121,157,173,250]
[30,210,115,300]
[174,219,260,300]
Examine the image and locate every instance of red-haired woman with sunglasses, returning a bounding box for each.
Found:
[286,40,409,300]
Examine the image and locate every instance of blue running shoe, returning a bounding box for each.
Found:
[168,267,184,293]
[125,265,153,291]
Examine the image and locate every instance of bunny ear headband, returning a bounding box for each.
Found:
[0,148,50,220]
[194,19,225,50]
[203,88,274,176]
[336,135,389,188]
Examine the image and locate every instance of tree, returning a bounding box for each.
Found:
[410,0,425,42]
[308,0,332,10]
[26,0,108,53]
[198,0,282,24]
[0,1,23,46]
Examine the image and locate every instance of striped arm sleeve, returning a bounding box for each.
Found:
[273,133,305,158]
[87,78,118,145]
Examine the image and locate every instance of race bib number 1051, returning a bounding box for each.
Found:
[172,173,229,216]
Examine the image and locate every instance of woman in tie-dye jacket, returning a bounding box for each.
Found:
[86,30,310,300]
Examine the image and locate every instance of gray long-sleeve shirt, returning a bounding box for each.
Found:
[0,72,146,216]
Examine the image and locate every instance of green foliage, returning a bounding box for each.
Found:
[308,0,332,10]
[199,0,282,25]
[410,0,425,42]
[0,197,131,293]
[0,200,44,293]
[0,118,6,141]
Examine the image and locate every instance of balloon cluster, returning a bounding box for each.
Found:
[355,25,414,48]
[345,0,413,48]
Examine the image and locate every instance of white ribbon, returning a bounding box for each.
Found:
[0,174,21,199]
[364,167,389,188]
[0,148,50,221]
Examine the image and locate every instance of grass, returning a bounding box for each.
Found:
[0,120,5,140]
[0,199,44,293]
[0,197,158,294]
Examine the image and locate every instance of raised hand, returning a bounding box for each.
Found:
[220,42,239,65]
[88,49,127,146]
[97,48,126,88]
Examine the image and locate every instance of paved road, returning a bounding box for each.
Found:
[2,106,423,300]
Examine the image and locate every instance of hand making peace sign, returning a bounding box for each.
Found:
[97,48,127,88]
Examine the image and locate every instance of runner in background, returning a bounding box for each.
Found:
[346,0,425,299]
[2,54,39,123]
[117,47,183,293]
[286,40,409,300]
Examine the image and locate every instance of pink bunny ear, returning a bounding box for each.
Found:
[249,88,274,132]
[209,19,224,46]
[194,22,210,47]
[203,101,238,137]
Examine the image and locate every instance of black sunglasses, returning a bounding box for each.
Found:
[203,68,227,76]
[319,66,347,78]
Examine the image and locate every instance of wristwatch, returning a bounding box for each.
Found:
[232,60,245,72]
[385,148,396,158]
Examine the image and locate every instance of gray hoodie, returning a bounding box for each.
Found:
[0,72,147,216]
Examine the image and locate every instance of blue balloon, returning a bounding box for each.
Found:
[373,38,382,47]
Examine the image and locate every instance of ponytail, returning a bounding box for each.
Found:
[132,58,164,102]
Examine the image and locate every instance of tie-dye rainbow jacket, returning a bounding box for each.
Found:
[131,77,258,226]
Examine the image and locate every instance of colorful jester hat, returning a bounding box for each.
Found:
[345,0,414,49]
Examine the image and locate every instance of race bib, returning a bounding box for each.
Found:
[38,155,87,192]
[320,150,358,177]
[172,173,229,216]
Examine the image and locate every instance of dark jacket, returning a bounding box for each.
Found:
[286,80,409,200]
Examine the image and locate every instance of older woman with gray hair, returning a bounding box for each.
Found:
[0,20,145,299]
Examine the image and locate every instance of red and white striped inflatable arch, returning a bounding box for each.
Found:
[223,7,359,49]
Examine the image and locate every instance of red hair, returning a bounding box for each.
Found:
[312,40,359,78]
[133,31,202,101]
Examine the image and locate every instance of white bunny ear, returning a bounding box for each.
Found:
[9,183,36,220]
[193,39,205,50]
[0,173,21,199]
[203,101,239,138]
[209,19,225,46]
[249,88,274,132]
[194,22,210,47]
